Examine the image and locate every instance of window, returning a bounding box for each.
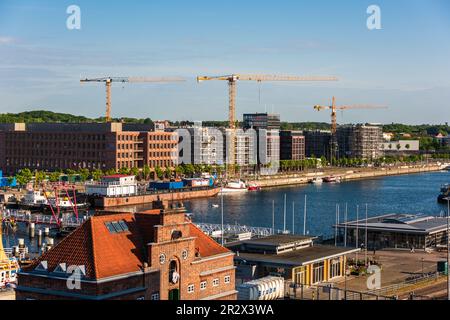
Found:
[200,281,207,290]
[187,284,195,294]
[105,220,129,233]
[212,278,219,287]
[159,254,166,265]
[151,293,160,300]
[182,249,188,260]
[224,275,231,284]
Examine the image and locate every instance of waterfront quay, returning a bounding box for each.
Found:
[250,163,443,188]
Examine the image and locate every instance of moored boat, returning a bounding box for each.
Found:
[309,177,323,185]
[438,184,450,203]
[221,180,248,193]
[19,190,48,211]
[247,183,261,191]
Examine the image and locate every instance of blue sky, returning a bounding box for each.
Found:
[0,0,449,124]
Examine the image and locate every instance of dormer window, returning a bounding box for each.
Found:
[35,261,48,272]
[53,263,67,274]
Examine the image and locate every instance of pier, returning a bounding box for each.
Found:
[1,209,85,229]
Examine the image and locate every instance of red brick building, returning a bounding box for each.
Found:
[0,123,178,174]
[16,201,237,300]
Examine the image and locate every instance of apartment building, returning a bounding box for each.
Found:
[280,130,306,161]
[337,124,383,160]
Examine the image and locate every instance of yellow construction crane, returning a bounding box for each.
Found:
[80,77,185,122]
[197,74,338,171]
[314,96,387,163]
[197,74,338,129]
[314,96,387,135]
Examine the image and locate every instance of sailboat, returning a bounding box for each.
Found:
[0,213,19,288]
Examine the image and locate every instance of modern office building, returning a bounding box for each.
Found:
[336,213,450,250]
[16,201,237,300]
[280,130,305,161]
[0,123,178,174]
[303,130,332,159]
[242,113,281,130]
[227,235,359,286]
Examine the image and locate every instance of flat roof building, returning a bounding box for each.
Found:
[0,122,178,174]
[336,213,450,250]
[227,235,359,286]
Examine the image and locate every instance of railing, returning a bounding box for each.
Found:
[1,209,84,227]
[195,223,283,238]
[365,271,445,297]
[285,281,396,300]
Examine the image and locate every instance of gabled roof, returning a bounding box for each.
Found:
[189,223,230,258]
[24,211,231,280]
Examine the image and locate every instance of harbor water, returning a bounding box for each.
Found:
[184,171,450,238]
[2,171,449,250]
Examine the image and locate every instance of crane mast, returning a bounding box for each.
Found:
[197,74,338,175]
[314,96,387,162]
[80,77,185,122]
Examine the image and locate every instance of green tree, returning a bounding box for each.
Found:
[48,171,62,182]
[105,168,117,176]
[165,167,173,179]
[154,166,164,180]
[15,168,33,186]
[119,167,131,175]
[130,167,140,178]
[78,168,90,181]
[92,169,104,181]
[34,170,46,184]
[142,165,151,180]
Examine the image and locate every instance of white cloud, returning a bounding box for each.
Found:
[0,36,15,45]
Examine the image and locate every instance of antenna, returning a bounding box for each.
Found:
[292,201,295,235]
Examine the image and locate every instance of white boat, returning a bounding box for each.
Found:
[47,197,88,210]
[20,190,48,210]
[220,180,248,194]
[212,204,219,208]
[309,177,323,185]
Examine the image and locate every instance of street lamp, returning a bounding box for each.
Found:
[447,197,450,301]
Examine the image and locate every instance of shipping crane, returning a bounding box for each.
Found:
[314,96,388,162]
[80,77,185,122]
[197,74,338,173]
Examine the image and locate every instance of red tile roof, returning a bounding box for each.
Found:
[102,174,132,179]
[25,210,231,279]
[189,224,230,258]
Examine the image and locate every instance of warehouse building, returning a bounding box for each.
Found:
[227,235,359,286]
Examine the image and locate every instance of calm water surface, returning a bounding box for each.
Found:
[2,171,449,251]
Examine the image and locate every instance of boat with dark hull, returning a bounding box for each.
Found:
[438,184,450,204]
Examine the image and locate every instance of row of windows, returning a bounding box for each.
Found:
[117,135,139,141]
[5,142,108,149]
[148,134,176,141]
[148,160,176,168]
[187,275,231,294]
[148,151,177,158]
[7,134,107,141]
[148,143,177,149]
